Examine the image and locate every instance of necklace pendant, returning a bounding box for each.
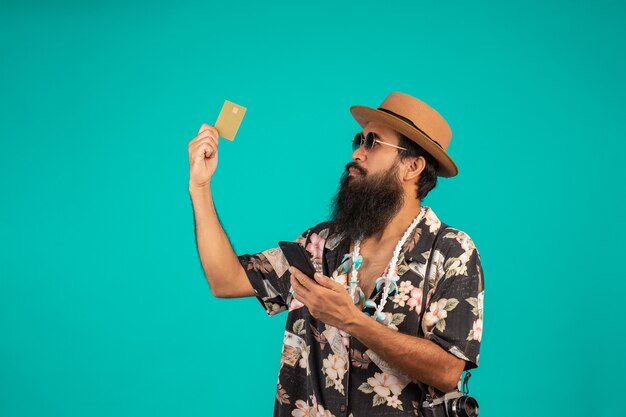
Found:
[387,281,399,296]
[353,255,363,270]
[374,277,399,295]
[374,276,386,292]
[351,287,364,304]
[374,310,389,324]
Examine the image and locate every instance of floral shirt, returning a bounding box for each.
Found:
[237,206,484,417]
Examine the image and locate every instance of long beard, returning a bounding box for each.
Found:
[330,162,405,241]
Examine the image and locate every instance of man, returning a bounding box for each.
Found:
[188,92,484,417]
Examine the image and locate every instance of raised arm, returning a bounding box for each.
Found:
[188,123,255,298]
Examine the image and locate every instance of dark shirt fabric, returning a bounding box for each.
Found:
[238,205,484,417]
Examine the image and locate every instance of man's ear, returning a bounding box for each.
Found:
[403,156,425,182]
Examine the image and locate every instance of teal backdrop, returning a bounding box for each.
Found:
[1,1,625,416]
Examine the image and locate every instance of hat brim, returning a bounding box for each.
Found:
[350,105,458,177]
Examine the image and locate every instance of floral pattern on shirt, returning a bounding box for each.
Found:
[237,206,485,417]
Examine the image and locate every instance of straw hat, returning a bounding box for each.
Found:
[350,92,458,177]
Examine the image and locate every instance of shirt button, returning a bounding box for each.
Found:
[340,404,346,412]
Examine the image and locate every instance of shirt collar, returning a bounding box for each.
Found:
[322,205,442,272]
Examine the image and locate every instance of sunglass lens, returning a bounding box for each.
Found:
[364,132,376,150]
[352,133,362,152]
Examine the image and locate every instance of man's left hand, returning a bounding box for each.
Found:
[289,266,362,331]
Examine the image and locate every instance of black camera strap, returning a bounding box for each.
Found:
[417,221,447,336]
[415,221,447,410]
[414,221,479,416]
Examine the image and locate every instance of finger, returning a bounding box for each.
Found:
[190,134,218,154]
[292,288,309,305]
[194,142,216,161]
[291,282,312,306]
[192,130,219,147]
[313,272,335,289]
[290,274,309,295]
[290,273,311,296]
[189,136,216,158]
[203,143,217,159]
[192,126,219,145]
[290,267,315,290]
[197,123,214,135]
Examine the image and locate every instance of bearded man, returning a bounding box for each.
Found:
[188,92,485,417]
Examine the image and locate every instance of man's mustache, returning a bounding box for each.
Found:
[345,162,367,176]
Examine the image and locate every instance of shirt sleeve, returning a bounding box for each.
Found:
[237,227,312,317]
[422,229,485,370]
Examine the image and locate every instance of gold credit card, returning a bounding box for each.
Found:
[214,100,247,141]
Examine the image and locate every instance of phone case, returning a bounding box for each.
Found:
[278,241,317,279]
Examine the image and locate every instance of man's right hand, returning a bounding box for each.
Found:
[187,123,255,298]
[188,123,220,190]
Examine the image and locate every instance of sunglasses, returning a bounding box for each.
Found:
[352,132,408,153]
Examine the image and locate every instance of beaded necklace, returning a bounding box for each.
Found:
[346,206,426,326]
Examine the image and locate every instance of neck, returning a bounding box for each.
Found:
[362,201,422,246]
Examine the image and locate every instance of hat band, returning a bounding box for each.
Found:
[377,107,443,150]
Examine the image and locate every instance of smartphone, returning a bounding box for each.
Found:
[278,241,317,279]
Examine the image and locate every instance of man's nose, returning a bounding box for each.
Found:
[352,145,366,162]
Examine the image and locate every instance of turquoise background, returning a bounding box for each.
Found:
[1,1,624,416]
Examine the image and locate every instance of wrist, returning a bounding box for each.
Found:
[346,308,371,337]
[189,183,212,197]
